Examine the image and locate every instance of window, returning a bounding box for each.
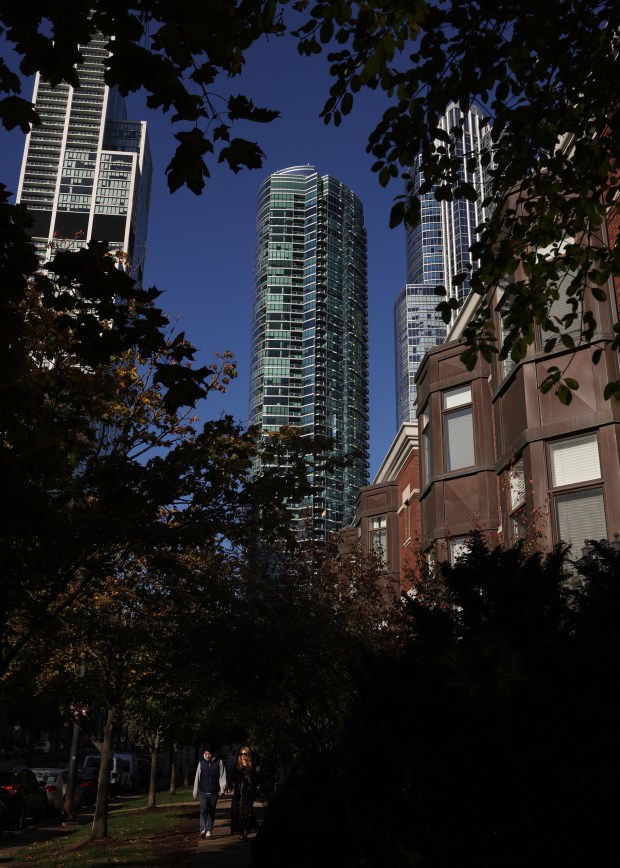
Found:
[509,458,526,510]
[444,385,471,410]
[499,309,518,379]
[550,434,601,487]
[549,434,606,551]
[555,488,606,550]
[541,268,583,346]
[511,507,528,541]
[443,386,475,471]
[507,456,527,543]
[449,536,469,564]
[420,408,432,485]
[369,515,387,564]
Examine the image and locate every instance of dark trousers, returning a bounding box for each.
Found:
[199,791,218,832]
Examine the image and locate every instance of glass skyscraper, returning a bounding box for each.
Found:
[249,166,369,538]
[395,103,489,426]
[16,33,152,283]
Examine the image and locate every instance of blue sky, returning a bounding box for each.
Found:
[1,32,407,478]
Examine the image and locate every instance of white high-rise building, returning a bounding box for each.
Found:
[395,103,489,427]
[16,33,152,282]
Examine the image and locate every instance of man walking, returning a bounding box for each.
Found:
[193,744,227,839]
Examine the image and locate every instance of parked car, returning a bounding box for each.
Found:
[82,754,125,793]
[76,768,97,806]
[32,768,83,815]
[0,767,46,829]
[32,742,51,755]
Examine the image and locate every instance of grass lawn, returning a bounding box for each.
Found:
[6,786,198,866]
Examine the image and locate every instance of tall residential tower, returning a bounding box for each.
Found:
[16,33,152,282]
[249,166,369,538]
[395,103,489,426]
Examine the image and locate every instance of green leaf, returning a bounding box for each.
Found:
[379,166,391,187]
[560,334,575,349]
[556,383,573,406]
[435,185,453,202]
[389,201,406,228]
[512,337,528,361]
[591,286,608,302]
[460,347,478,371]
[227,95,279,123]
[217,138,265,174]
[433,127,451,144]
[213,124,230,142]
[0,96,39,133]
[457,182,478,202]
[166,129,212,194]
[540,378,555,394]
[436,300,453,324]
[320,18,334,43]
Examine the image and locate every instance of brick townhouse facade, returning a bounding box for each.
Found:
[415,248,620,563]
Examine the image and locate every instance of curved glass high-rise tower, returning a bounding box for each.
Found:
[395,104,489,427]
[249,166,369,538]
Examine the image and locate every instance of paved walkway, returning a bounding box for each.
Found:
[0,794,266,867]
[190,794,264,867]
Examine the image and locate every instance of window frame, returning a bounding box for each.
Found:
[547,433,607,550]
[420,406,432,486]
[506,456,527,545]
[549,433,601,489]
[369,514,388,564]
[554,486,607,552]
[449,536,469,564]
[442,385,475,472]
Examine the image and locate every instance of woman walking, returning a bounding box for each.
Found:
[230,746,256,841]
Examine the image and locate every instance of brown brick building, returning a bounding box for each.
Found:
[340,423,419,593]
[416,261,620,562]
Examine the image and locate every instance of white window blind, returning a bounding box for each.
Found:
[550,435,600,487]
[444,385,472,410]
[555,488,606,548]
[445,407,475,470]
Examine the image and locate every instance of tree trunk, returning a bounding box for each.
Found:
[183,745,190,786]
[63,716,81,821]
[91,707,116,838]
[169,742,177,795]
[147,732,160,809]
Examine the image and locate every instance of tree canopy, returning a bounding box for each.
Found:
[0,192,325,688]
[254,534,620,868]
[2,1,619,398]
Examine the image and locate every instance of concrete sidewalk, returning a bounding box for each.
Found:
[190,794,264,867]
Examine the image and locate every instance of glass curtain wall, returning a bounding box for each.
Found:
[249,166,369,539]
[16,33,151,282]
[395,103,489,425]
